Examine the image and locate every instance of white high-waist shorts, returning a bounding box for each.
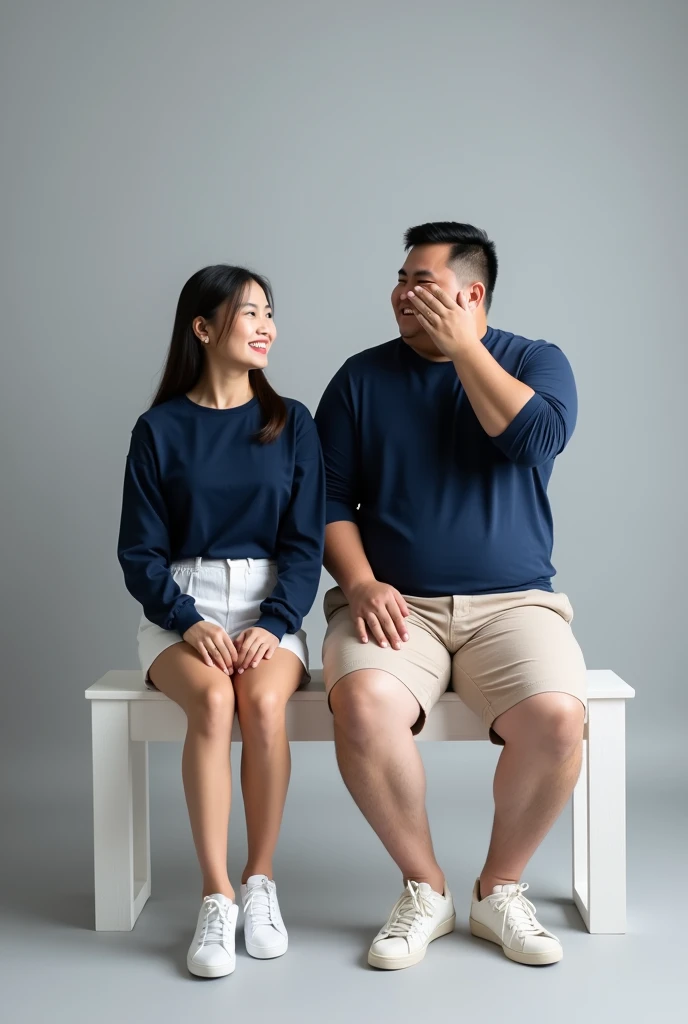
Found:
[137,557,309,687]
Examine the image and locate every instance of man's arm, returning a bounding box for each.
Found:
[324,521,410,648]
[315,371,410,649]
[323,520,375,599]
[450,337,534,437]
[407,285,577,466]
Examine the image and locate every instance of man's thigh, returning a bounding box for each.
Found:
[322,587,452,735]
[451,590,587,744]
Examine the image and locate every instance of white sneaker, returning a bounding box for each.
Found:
[240,875,288,959]
[469,879,563,965]
[187,893,238,978]
[368,880,456,970]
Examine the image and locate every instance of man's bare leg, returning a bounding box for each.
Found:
[330,669,445,892]
[479,692,585,898]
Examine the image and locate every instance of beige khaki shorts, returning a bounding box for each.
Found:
[322,587,587,743]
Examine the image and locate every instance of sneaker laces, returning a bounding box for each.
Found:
[200,897,231,945]
[243,878,277,928]
[491,883,557,943]
[383,881,435,941]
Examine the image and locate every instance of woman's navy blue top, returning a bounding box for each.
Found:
[117,395,325,640]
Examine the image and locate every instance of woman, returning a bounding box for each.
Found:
[117,265,325,978]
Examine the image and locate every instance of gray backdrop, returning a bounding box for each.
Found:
[1,1,686,1018]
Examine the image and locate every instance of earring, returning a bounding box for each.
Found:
[202,336,209,344]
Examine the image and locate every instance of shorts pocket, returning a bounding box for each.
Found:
[550,591,574,623]
[323,586,348,622]
[170,565,198,597]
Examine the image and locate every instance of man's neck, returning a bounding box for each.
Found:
[402,317,490,362]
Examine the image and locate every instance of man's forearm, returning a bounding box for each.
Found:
[453,339,534,437]
[323,520,376,599]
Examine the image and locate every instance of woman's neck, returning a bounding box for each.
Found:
[186,369,254,410]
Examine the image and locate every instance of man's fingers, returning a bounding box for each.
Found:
[365,612,389,648]
[409,286,446,315]
[427,284,457,310]
[377,608,402,649]
[355,616,369,644]
[407,291,438,321]
[388,602,410,642]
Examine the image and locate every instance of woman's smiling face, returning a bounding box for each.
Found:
[199,279,277,369]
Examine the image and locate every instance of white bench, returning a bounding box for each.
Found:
[85,668,634,934]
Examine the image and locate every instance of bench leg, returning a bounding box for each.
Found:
[91,701,151,930]
[132,736,152,920]
[572,698,627,933]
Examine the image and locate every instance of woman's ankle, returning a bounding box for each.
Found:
[201,880,235,901]
[241,865,273,885]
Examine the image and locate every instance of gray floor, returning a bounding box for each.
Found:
[2,737,685,1024]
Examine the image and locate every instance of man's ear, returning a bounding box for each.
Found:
[460,282,485,310]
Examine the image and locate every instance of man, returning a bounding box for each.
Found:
[314,221,586,970]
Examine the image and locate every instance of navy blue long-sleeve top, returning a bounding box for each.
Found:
[117,395,325,639]
[314,329,577,597]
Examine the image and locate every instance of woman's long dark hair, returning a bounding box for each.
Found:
[150,265,287,444]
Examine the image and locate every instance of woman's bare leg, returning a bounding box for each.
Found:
[149,642,236,899]
[232,649,304,883]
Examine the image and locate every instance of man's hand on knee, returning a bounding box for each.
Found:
[348,580,410,650]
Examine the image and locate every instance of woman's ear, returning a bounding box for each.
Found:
[192,316,209,343]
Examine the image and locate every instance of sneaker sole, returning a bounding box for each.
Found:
[245,937,288,959]
[367,914,456,970]
[187,956,236,978]
[469,918,563,965]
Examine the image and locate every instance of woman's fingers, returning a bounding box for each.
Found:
[237,634,255,668]
[205,637,229,674]
[237,637,261,672]
[250,642,270,668]
[225,636,239,662]
[198,641,216,669]
[215,637,235,674]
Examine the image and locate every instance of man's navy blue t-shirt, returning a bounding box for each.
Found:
[314,329,577,597]
[117,395,325,640]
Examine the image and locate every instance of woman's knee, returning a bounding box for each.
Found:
[187,681,235,736]
[235,685,286,737]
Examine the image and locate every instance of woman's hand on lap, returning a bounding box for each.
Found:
[182,621,238,674]
[234,627,280,673]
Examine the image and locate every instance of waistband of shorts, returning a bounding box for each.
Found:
[170,557,276,573]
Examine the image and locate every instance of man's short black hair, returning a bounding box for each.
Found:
[404,221,498,312]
